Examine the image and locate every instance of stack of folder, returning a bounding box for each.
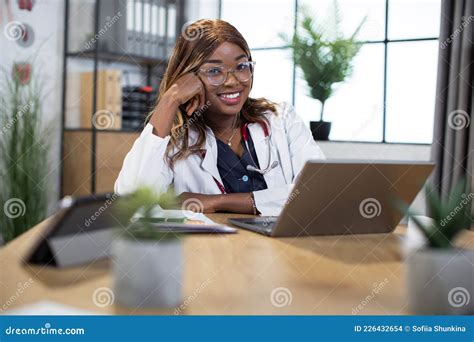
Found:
[94,0,177,59]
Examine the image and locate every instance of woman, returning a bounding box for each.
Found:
[115,19,325,215]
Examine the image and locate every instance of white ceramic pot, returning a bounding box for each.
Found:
[406,248,474,314]
[112,237,183,308]
[403,215,432,256]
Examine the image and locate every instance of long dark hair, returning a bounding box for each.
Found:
[148,19,277,166]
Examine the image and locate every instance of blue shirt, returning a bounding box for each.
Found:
[216,127,268,193]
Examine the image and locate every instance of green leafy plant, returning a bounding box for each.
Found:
[0,66,51,243]
[282,1,365,121]
[398,179,473,248]
[113,187,179,241]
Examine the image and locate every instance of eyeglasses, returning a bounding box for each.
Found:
[196,61,256,86]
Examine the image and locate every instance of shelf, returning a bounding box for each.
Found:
[61,0,185,195]
[64,128,142,134]
[67,50,167,67]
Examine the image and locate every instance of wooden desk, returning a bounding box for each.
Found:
[1,214,472,315]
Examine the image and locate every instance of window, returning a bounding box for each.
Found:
[220,0,441,143]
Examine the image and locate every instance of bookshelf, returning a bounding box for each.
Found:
[60,0,185,196]
[66,50,166,66]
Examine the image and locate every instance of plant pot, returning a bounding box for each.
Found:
[112,236,183,308]
[310,121,331,141]
[406,247,474,314]
[403,215,433,256]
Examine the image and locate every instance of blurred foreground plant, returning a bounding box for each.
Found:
[398,179,473,248]
[113,187,179,240]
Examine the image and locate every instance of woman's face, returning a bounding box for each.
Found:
[199,42,252,117]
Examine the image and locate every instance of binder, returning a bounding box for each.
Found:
[158,1,166,59]
[151,0,159,59]
[134,0,144,56]
[126,0,135,55]
[97,0,134,55]
[143,0,152,57]
[80,69,122,130]
[166,2,176,58]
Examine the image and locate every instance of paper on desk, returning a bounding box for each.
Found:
[4,300,103,315]
[132,206,216,225]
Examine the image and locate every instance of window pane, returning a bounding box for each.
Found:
[300,0,386,42]
[385,41,438,143]
[250,49,293,104]
[221,0,295,49]
[388,0,441,40]
[295,44,385,142]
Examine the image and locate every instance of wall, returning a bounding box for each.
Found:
[185,0,220,21]
[0,0,64,214]
[317,142,431,161]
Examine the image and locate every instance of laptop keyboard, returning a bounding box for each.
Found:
[254,217,277,233]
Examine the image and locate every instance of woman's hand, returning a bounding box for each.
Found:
[178,192,219,213]
[149,72,206,137]
[165,73,206,116]
[178,192,256,214]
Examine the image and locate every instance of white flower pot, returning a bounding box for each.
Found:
[403,215,432,256]
[406,248,474,315]
[112,237,183,308]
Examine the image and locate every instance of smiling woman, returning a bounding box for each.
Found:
[114,19,325,215]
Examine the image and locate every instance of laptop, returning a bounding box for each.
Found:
[228,160,435,237]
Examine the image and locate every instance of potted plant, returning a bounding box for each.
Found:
[283,2,365,140]
[0,63,51,244]
[112,187,183,308]
[399,179,473,314]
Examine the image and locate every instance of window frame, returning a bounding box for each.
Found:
[218,0,439,145]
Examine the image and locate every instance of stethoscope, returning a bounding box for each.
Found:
[241,121,279,175]
[204,121,280,194]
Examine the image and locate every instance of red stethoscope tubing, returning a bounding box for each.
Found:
[210,121,270,194]
[241,121,269,141]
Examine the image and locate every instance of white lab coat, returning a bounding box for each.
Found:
[114,102,325,215]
